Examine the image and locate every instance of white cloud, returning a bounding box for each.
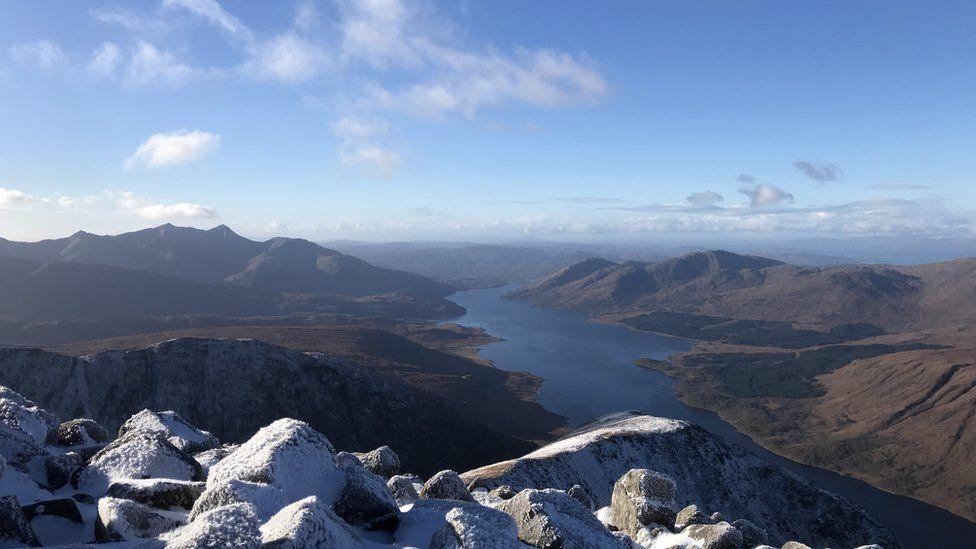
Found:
[339,145,402,178]
[87,42,121,78]
[340,0,419,68]
[7,40,65,71]
[329,115,389,140]
[246,34,331,83]
[0,187,37,209]
[111,190,217,220]
[739,183,795,207]
[124,42,197,87]
[163,0,252,40]
[125,129,221,169]
[57,194,101,209]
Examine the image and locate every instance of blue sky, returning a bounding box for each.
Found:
[0,0,974,242]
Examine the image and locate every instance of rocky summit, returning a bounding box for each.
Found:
[0,385,895,548]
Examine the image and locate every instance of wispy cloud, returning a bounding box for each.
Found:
[0,187,40,209]
[125,129,221,169]
[112,190,218,219]
[867,183,931,191]
[794,160,842,183]
[739,183,794,207]
[7,40,65,71]
[686,190,723,207]
[87,42,121,78]
[553,196,624,205]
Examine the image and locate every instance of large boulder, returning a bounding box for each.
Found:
[193,444,238,476]
[0,386,59,464]
[732,518,768,547]
[72,430,204,494]
[683,522,743,549]
[497,489,628,549]
[161,502,261,548]
[94,497,183,542]
[20,498,83,524]
[118,409,220,453]
[675,504,711,529]
[196,419,344,520]
[462,412,896,548]
[388,474,421,506]
[54,418,110,447]
[42,451,83,490]
[0,495,40,548]
[355,445,401,478]
[107,478,206,510]
[429,504,524,549]
[421,470,475,502]
[189,479,283,521]
[609,468,677,534]
[333,462,399,530]
[260,496,363,548]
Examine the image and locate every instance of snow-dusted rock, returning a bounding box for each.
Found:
[497,488,629,549]
[161,502,261,548]
[21,498,83,524]
[201,418,344,520]
[336,451,363,468]
[781,542,813,549]
[106,478,206,510]
[421,470,475,502]
[189,478,283,521]
[355,445,401,478]
[118,409,219,453]
[429,504,524,549]
[42,452,83,490]
[610,469,677,534]
[682,522,742,549]
[731,518,767,547]
[489,485,517,500]
[568,484,595,512]
[0,386,59,464]
[388,474,420,506]
[0,495,40,548]
[674,504,710,529]
[72,430,203,494]
[192,444,238,476]
[95,496,183,541]
[260,496,363,548]
[462,412,895,548]
[333,462,399,530]
[54,418,110,447]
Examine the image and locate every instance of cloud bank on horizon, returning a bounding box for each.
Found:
[0,0,973,242]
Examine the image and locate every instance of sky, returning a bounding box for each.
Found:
[0,0,974,242]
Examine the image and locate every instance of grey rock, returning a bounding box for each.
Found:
[72,430,204,494]
[568,484,595,511]
[95,497,183,542]
[421,470,475,502]
[709,511,726,523]
[732,518,768,547]
[333,462,399,531]
[675,504,712,529]
[387,474,420,506]
[107,478,206,510]
[781,543,813,549]
[497,488,628,549]
[54,418,110,447]
[488,485,517,500]
[189,479,282,522]
[0,495,40,548]
[355,445,401,478]
[429,504,523,549]
[20,498,83,524]
[683,522,743,549]
[260,496,363,548]
[42,451,83,490]
[335,451,363,468]
[610,468,677,535]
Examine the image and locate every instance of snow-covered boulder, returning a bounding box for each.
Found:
[333,462,399,530]
[355,445,401,478]
[192,444,238,476]
[428,504,524,549]
[0,495,40,548]
[106,478,206,510]
[72,431,204,494]
[161,502,261,548]
[94,497,183,542]
[189,478,283,522]
[54,418,110,447]
[118,409,219,453]
[42,452,83,490]
[260,496,363,548]
[462,412,896,548]
[497,488,629,549]
[609,469,677,534]
[682,522,743,549]
[421,470,475,502]
[388,474,420,506]
[200,418,344,520]
[0,386,59,464]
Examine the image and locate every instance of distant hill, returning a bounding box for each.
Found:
[0,224,452,297]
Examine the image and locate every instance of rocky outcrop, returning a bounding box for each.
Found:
[72,430,204,494]
[106,478,206,510]
[118,409,220,453]
[609,468,677,534]
[462,411,897,548]
[420,470,475,502]
[497,488,628,548]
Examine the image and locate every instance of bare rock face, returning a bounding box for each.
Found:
[95,497,183,542]
[72,430,204,495]
[162,502,261,548]
[118,409,220,453]
[356,445,401,478]
[429,504,523,549]
[0,495,40,548]
[609,468,677,534]
[260,496,363,549]
[107,478,206,510]
[462,412,896,548]
[54,418,110,447]
[333,462,399,531]
[421,470,475,502]
[497,488,628,549]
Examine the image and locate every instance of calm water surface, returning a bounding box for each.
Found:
[450,285,976,549]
